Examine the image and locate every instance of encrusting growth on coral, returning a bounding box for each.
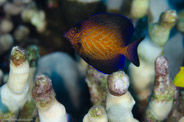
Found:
[166,88,183,122]
[145,56,176,122]
[106,71,138,122]
[85,65,108,106]
[107,71,129,96]
[32,74,55,109]
[83,105,108,122]
[10,46,26,66]
[32,74,67,122]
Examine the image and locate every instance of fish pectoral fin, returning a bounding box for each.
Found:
[120,37,144,67]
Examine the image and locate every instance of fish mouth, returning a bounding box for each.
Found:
[64,31,69,39]
[64,32,75,45]
[64,32,72,42]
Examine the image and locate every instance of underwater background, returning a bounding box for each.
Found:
[0,0,184,122]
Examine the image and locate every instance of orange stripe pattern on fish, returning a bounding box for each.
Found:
[65,13,143,74]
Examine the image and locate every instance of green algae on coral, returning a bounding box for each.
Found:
[0,111,17,122]
[26,45,40,67]
[89,106,106,118]
[10,46,26,66]
[19,100,37,120]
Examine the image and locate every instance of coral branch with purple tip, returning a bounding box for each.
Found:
[32,74,67,122]
[144,56,176,121]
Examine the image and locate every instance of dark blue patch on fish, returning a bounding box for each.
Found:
[82,54,126,74]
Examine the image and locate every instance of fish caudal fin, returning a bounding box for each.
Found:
[120,37,144,66]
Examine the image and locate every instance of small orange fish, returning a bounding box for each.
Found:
[65,13,143,74]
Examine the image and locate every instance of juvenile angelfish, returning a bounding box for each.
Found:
[65,13,143,74]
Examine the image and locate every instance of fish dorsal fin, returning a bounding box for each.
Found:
[119,37,144,66]
[89,13,134,46]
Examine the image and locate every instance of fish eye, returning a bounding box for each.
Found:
[74,24,81,33]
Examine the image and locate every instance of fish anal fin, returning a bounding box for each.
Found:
[120,37,144,66]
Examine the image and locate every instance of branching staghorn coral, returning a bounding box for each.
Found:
[32,74,67,122]
[0,1,183,121]
[129,10,177,109]
[0,18,13,34]
[21,2,37,22]
[130,0,150,19]
[83,105,107,122]
[148,10,177,47]
[19,45,39,120]
[36,52,82,112]
[144,56,176,122]
[148,0,169,23]
[106,71,138,122]
[31,10,46,33]
[106,0,150,19]
[21,2,46,33]
[4,2,24,16]
[0,46,30,120]
[85,69,138,122]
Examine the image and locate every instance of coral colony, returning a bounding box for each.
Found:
[0,0,184,122]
